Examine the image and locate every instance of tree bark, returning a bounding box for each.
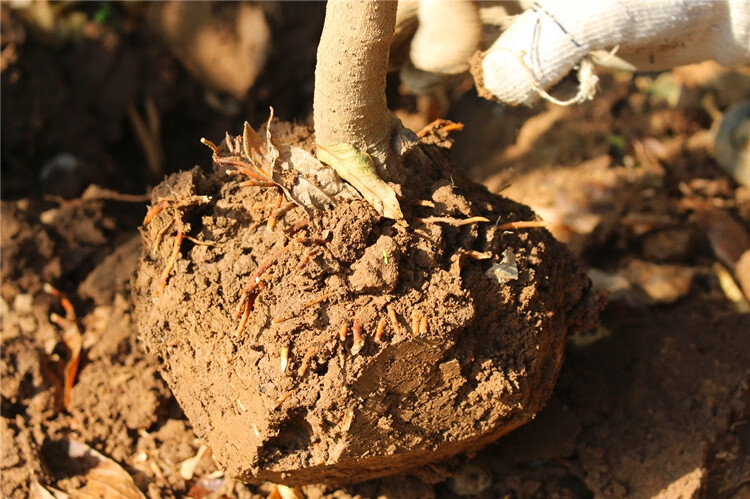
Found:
[313,0,399,173]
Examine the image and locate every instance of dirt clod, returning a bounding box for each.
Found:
[132,123,597,485]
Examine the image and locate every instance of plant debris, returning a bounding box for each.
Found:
[316,142,406,223]
[43,283,82,409]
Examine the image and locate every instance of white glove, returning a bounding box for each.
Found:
[396,0,750,106]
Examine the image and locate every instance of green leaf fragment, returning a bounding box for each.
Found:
[315,143,406,224]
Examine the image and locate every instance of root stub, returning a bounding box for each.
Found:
[132,121,599,486]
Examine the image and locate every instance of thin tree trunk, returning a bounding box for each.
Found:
[313,0,399,172]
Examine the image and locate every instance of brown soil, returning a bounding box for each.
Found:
[2,2,750,498]
[131,122,596,485]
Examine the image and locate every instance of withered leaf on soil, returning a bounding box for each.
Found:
[58,439,146,498]
[242,108,278,178]
[315,143,406,223]
[238,108,359,213]
[275,146,359,211]
[30,480,64,499]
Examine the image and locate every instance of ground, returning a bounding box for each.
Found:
[2,3,749,498]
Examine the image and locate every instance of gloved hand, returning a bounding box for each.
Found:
[393,0,750,106]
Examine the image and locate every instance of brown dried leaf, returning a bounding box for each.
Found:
[242,121,265,170]
[60,439,146,498]
[263,107,280,171]
[241,107,280,178]
[685,199,750,268]
[275,146,359,211]
[30,480,66,499]
[236,110,366,214]
[315,143,405,223]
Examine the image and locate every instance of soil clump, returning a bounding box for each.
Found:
[132,122,598,485]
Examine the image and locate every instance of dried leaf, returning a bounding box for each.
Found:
[31,480,67,499]
[264,107,280,171]
[60,439,146,498]
[242,121,266,174]
[316,143,405,223]
[714,262,750,313]
[275,146,359,211]
[241,107,278,178]
[686,199,750,268]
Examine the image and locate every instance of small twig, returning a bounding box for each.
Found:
[200,137,220,155]
[304,293,331,308]
[143,199,169,225]
[243,242,293,294]
[297,233,330,245]
[416,216,490,226]
[351,315,364,355]
[273,390,294,410]
[465,250,492,260]
[239,180,278,188]
[44,284,82,409]
[285,220,309,236]
[128,100,164,179]
[268,202,296,230]
[416,119,465,138]
[43,283,77,320]
[235,296,252,336]
[273,190,284,209]
[496,220,549,231]
[419,315,429,335]
[412,199,436,208]
[220,159,271,181]
[151,219,174,255]
[157,231,184,291]
[386,305,401,336]
[297,247,320,270]
[280,345,289,373]
[375,317,386,342]
[183,235,216,247]
[411,309,421,336]
[339,323,348,341]
[225,132,236,154]
[44,186,152,205]
[297,347,317,377]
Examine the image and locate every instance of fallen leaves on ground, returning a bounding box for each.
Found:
[276,146,358,212]
[52,440,145,498]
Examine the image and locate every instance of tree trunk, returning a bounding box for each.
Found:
[313,0,399,173]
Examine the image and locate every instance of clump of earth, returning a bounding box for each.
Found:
[132,121,598,485]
